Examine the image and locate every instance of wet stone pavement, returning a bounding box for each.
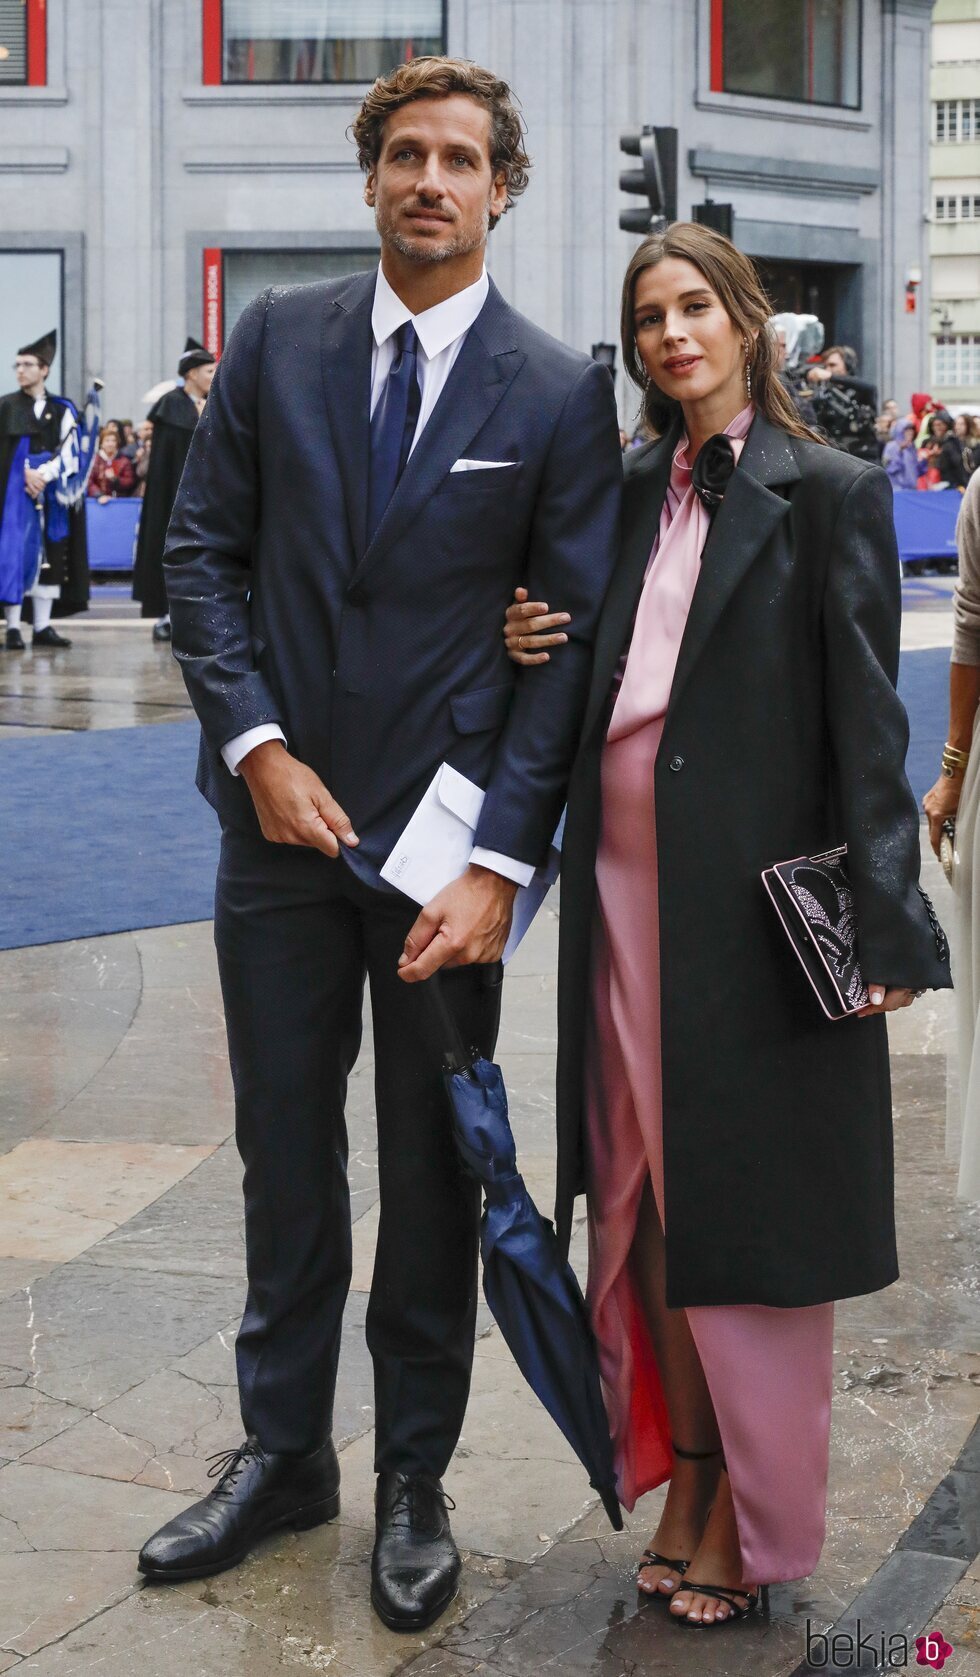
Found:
[0,594,977,1675]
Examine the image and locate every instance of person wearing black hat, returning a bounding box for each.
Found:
[0,330,81,650]
[132,338,216,641]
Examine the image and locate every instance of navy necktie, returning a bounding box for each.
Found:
[368,320,421,542]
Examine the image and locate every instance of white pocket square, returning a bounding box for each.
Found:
[449,458,519,473]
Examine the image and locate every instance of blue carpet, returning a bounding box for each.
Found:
[0,721,219,951]
[0,647,952,951]
[898,645,949,811]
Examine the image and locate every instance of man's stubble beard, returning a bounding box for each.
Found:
[375,198,491,265]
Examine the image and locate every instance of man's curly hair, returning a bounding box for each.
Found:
[352,57,530,226]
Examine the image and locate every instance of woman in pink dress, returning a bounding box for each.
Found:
[505,225,950,1629]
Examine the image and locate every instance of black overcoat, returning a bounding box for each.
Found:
[555,413,951,1310]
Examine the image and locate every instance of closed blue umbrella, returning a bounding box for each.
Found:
[432,979,623,1532]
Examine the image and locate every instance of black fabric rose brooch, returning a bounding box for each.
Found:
[691,434,736,512]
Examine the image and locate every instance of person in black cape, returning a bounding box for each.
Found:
[133,337,215,641]
[0,330,90,648]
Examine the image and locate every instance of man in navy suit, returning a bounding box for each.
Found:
[138,57,621,1629]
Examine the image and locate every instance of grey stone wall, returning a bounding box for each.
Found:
[0,0,935,417]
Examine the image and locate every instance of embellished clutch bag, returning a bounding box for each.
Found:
[762,846,869,1020]
[762,845,949,1020]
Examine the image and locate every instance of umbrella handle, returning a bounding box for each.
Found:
[428,973,474,1076]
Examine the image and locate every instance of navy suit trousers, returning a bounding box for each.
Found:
[214,826,502,1473]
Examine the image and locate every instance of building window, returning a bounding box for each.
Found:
[0,251,63,391]
[209,248,379,347]
[710,0,860,109]
[0,0,47,85]
[204,1,445,86]
[935,194,980,221]
[934,99,980,142]
[934,334,980,388]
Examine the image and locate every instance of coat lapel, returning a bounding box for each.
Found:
[579,425,677,744]
[665,412,800,723]
[348,278,526,587]
[320,271,376,563]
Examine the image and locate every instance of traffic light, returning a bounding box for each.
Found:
[619,127,677,235]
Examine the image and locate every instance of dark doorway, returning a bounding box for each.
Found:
[754,259,841,341]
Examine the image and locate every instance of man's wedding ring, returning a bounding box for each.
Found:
[518,634,527,650]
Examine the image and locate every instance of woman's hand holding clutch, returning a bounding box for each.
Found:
[855,985,917,1019]
[923,773,962,860]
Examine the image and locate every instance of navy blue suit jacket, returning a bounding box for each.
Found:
[164,272,622,886]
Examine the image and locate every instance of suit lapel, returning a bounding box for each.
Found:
[320,272,375,563]
[348,279,526,587]
[580,426,677,744]
[665,413,800,723]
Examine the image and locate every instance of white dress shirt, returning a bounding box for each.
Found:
[222,266,534,891]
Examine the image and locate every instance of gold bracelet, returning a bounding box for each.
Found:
[942,743,970,778]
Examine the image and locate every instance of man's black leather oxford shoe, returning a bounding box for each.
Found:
[371,1471,461,1632]
[137,1437,340,1581]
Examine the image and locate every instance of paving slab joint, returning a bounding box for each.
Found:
[786,1415,980,1674]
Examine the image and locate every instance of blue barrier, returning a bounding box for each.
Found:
[83,484,962,573]
[85,496,142,570]
[892,488,961,565]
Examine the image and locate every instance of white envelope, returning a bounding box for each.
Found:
[380,763,562,963]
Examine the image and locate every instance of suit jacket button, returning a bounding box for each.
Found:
[668,754,684,772]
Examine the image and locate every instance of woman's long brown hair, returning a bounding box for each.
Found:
[620,222,825,444]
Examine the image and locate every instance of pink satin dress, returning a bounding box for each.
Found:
[585,404,835,1584]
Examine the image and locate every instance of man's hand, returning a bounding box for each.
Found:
[238,740,359,858]
[23,466,46,499]
[398,865,519,982]
[923,773,961,857]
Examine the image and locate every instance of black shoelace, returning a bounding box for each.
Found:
[387,1476,456,1530]
[206,1440,263,1499]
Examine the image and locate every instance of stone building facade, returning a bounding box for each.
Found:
[930,0,980,407]
[0,0,936,420]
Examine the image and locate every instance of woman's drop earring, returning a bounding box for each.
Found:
[743,339,752,401]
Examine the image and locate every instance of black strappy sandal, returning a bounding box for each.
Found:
[672,1580,769,1627]
[636,1441,724,1601]
[667,1459,771,1628]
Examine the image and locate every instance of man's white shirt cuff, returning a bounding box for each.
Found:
[469,847,536,889]
[222,724,286,775]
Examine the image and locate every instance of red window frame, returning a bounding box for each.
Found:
[202,0,223,86]
[26,0,47,86]
[709,0,724,92]
[710,0,847,104]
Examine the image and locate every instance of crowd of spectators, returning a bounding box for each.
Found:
[878,398,978,494]
[87,417,153,501]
